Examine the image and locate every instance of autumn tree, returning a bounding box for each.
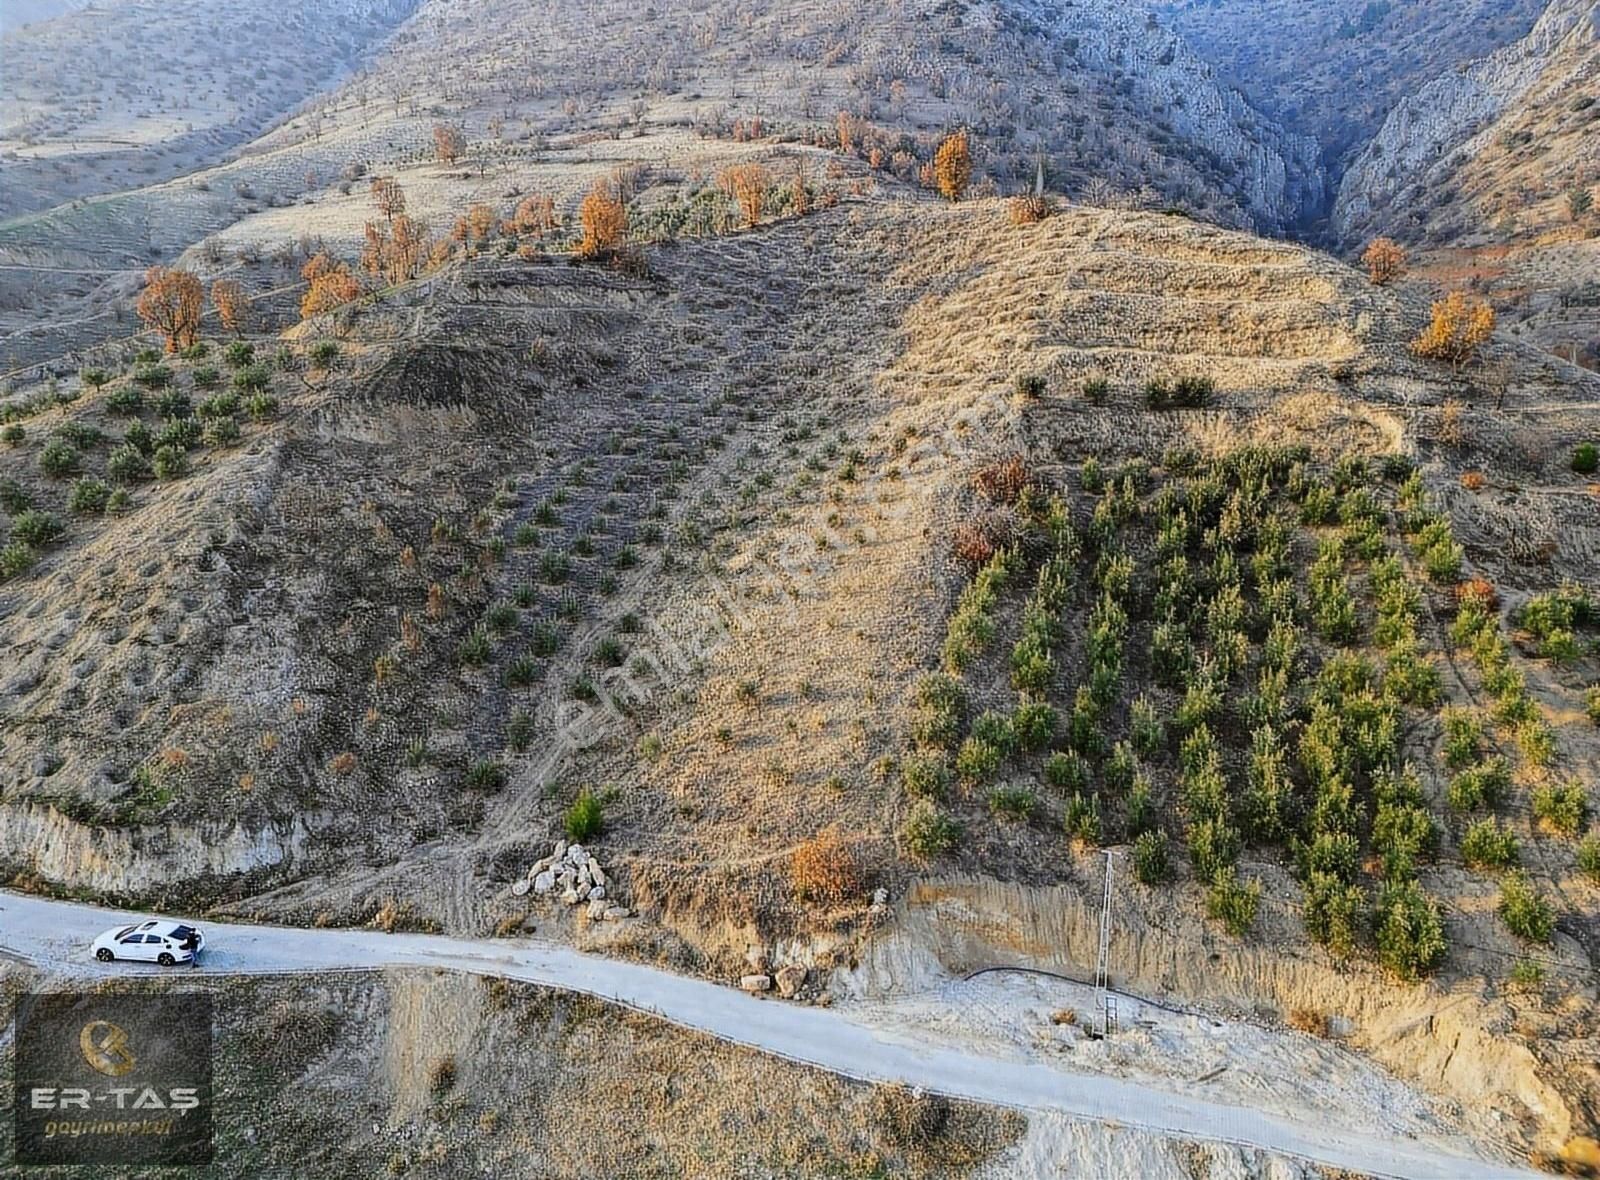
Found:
[577,180,627,257]
[719,164,772,227]
[933,130,972,202]
[300,261,362,320]
[1362,237,1407,285]
[211,279,247,334]
[505,193,557,239]
[1413,291,1496,370]
[433,123,465,164]
[361,215,431,285]
[370,176,406,222]
[835,110,865,155]
[135,266,204,352]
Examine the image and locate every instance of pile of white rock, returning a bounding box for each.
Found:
[511,840,631,922]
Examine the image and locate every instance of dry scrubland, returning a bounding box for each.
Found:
[0,963,1021,1178]
[0,0,417,218]
[1,196,1598,1163]
[0,0,1337,374]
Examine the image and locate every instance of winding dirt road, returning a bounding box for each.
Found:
[0,890,1535,1180]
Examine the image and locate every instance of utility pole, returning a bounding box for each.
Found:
[1093,849,1117,1037]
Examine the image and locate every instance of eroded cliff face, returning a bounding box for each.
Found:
[1331,0,1599,245]
[1047,0,1327,229]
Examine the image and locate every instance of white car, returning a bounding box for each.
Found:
[91,920,205,966]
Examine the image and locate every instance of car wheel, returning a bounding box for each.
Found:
[157,953,175,967]
[96,948,114,962]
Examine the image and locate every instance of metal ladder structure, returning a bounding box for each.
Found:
[1093,849,1117,1037]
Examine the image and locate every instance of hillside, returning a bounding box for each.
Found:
[1,197,1597,1165]
[1330,0,1600,365]
[0,0,1335,375]
[0,0,419,218]
[1160,0,1550,174]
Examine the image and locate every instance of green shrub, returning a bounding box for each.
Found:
[463,760,505,791]
[38,438,79,477]
[191,365,220,390]
[67,478,111,514]
[107,445,152,483]
[902,799,960,859]
[105,385,144,415]
[1130,694,1164,756]
[1461,818,1519,870]
[504,654,539,687]
[990,785,1037,822]
[1374,879,1447,981]
[132,363,171,389]
[0,479,30,513]
[1,424,22,446]
[902,755,949,801]
[564,789,604,841]
[1082,376,1109,405]
[506,710,534,752]
[1532,781,1588,837]
[1497,872,1554,943]
[1303,872,1366,958]
[246,393,279,421]
[233,363,272,394]
[1011,699,1055,752]
[151,444,188,480]
[1063,792,1100,844]
[11,510,63,546]
[1132,830,1170,885]
[203,416,241,447]
[911,673,964,749]
[1577,834,1600,883]
[1043,750,1088,794]
[1447,757,1510,813]
[154,389,190,418]
[223,341,255,368]
[955,737,1002,786]
[970,710,1014,752]
[196,391,240,419]
[1440,707,1483,770]
[156,416,201,450]
[1,541,38,579]
[1206,868,1261,937]
[456,628,491,666]
[80,367,110,389]
[1573,442,1598,474]
[1187,817,1240,881]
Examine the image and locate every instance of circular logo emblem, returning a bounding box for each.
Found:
[79,1021,136,1077]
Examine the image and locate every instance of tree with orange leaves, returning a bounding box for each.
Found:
[370,176,406,222]
[835,110,865,155]
[433,123,465,164]
[301,251,340,283]
[718,164,772,227]
[300,261,361,319]
[1413,291,1496,370]
[576,180,627,257]
[933,130,972,201]
[135,266,204,352]
[505,193,557,239]
[211,278,247,334]
[1362,237,1406,286]
[466,203,497,241]
[361,215,431,284]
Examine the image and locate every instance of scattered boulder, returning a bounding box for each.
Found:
[532,870,555,894]
[774,965,807,998]
[739,974,773,994]
[510,878,530,898]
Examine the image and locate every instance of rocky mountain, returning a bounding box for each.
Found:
[1331,0,1599,246]
[1160,0,1551,176]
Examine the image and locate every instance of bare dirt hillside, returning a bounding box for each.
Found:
[0,0,1332,375]
[0,0,419,218]
[2,197,1596,1164]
